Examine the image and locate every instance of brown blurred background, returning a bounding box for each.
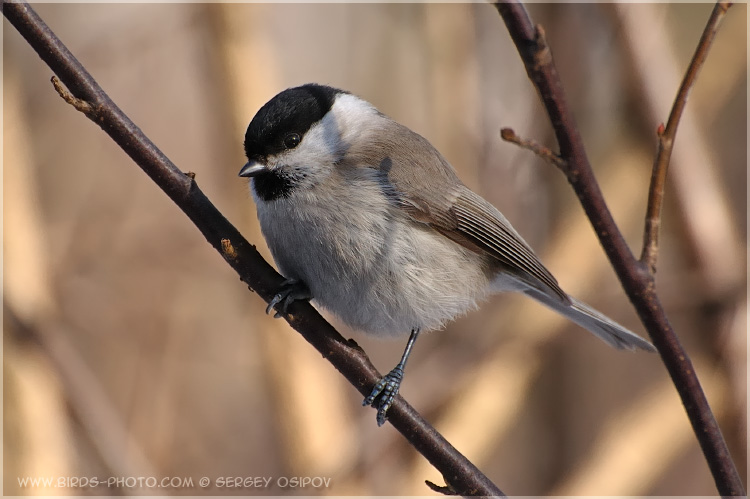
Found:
[3,3,746,496]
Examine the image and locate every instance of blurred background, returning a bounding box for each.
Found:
[3,2,746,496]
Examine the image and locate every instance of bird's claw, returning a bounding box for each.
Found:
[266,279,310,318]
[363,366,404,426]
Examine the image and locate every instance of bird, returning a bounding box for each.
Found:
[239,83,654,426]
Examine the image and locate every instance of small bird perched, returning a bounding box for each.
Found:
[239,83,654,426]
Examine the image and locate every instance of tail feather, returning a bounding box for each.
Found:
[523,288,655,352]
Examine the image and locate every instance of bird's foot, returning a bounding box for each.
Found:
[362,366,404,426]
[266,279,311,318]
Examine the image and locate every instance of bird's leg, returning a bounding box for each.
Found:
[363,328,421,426]
[266,278,311,318]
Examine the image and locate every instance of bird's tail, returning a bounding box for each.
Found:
[523,288,655,352]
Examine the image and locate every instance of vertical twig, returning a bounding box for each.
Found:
[493,1,744,496]
[640,1,733,274]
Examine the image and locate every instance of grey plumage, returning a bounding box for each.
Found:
[240,84,654,424]
[241,84,654,352]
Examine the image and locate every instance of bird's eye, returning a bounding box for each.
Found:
[283,133,301,149]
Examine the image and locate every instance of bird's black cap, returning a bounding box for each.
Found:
[243,84,344,161]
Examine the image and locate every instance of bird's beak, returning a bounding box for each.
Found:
[238,160,268,177]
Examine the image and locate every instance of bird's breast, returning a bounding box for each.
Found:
[254,174,491,337]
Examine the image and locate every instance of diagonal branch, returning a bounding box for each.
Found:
[493,0,744,496]
[640,1,733,273]
[2,1,504,496]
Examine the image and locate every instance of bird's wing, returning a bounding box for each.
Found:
[446,188,568,301]
[372,122,568,302]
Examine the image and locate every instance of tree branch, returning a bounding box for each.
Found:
[2,1,504,496]
[493,1,744,496]
[640,1,732,273]
[500,127,567,169]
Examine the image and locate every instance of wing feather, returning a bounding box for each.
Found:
[350,117,569,302]
[451,189,568,301]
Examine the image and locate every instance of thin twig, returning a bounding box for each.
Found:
[426,479,458,495]
[51,75,94,115]
[2,1,504,496]
[640,1,733,273]
[500,127,567,169]
[493,0,744,496]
